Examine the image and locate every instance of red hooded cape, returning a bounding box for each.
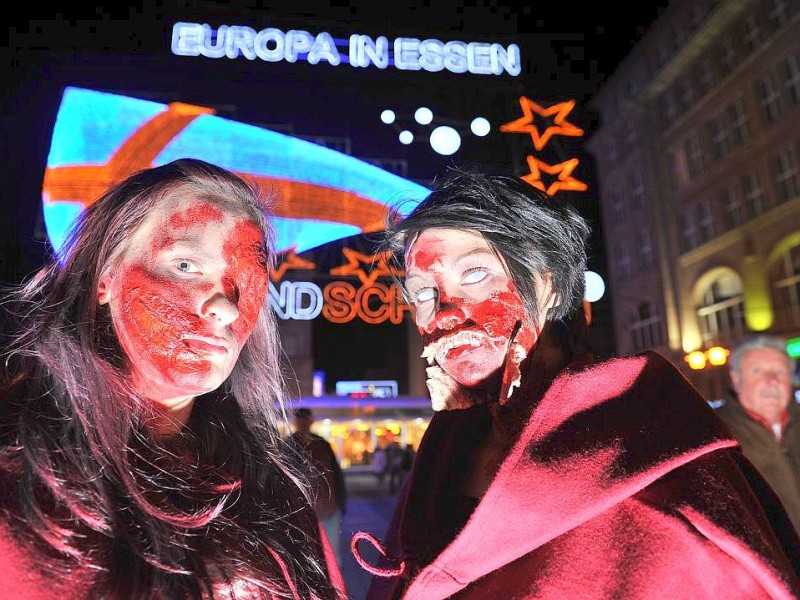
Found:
[357,352,799,599]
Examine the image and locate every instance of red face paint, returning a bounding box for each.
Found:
[407,228,543,389]
[104,198,269,404]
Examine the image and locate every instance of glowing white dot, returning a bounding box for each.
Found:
[471,117,491,136]
[381,110,396,124]
[399,130,414,145]
[584,271,606,302]
[414,107,433,125]
[429,126,461,156]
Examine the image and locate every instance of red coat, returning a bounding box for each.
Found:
[357,352,799,599]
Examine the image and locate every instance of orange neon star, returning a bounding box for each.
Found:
[521,156,588,196]
[270,247,317,282]
[500,97,584,151]
[329,248,404,287]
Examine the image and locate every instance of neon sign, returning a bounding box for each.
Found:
[171,22,521,77]
[500,96,587,196]
[269,248,410,324]
[269,280,409,324]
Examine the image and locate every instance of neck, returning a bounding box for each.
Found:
[150,396,195,437]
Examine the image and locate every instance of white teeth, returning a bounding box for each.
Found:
[420,330,493,365]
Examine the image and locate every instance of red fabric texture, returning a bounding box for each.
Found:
[361,351,800,599]
[320,519,348,599]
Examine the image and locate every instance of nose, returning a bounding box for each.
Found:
[200,292,240,325]
[424,290,466,334]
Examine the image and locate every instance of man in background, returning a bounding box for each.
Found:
[289,408,348,564]
[717,335,800,535]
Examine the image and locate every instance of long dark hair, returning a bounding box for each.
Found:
[0,159,338,598]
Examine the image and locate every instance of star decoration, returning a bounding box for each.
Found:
[270,247,317,282]
[521,156,588,196]
[329,248,404,287]
[500,97,584,151]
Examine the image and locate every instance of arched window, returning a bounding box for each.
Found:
[771,243,800,329]
[697,273,746,345]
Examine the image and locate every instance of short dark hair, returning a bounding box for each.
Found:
[294,407,313,419]
[382,167,591,327]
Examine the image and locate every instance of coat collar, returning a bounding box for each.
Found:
[401,351,737,598]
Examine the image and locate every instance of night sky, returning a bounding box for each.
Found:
[2,2,668,285]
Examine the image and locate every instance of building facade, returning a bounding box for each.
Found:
[587,0,800,398]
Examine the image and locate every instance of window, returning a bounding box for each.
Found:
[678,210,698,253]
[756,73,784,125]
[615,244,632,279]
[690,3,707,30]
[637,229,654,269]
[707,114,729,161]
[624,119,638,149]
[772,244,800,328]
[685,132,705,178]
[696,199,715,244]
[772,146,800,202]
[629,171,645,210]
[697,273,746,345]
[656,43,671,69]
[629,301,663,351]
[768,0,790,28]
[720,185,743,230]
[780,53,800,106]
[659,92,678,127]
[743,14,762,51]
[672,23,687,51]
[698,58,717,94]
[727,99,750,146]
[741,171,766,218]
[669,147,690,189]
[610,192,625,222]
[606,137,619,164]
[679,77,696,109]
[720,35,738,76]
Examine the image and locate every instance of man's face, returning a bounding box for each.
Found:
[731,347,793,424]
[404,228,550,388]
[98,194,269,407]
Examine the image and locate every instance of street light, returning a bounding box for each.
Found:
[684,346,730,370]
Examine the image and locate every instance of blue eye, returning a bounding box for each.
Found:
[175,259,200,273]
[463,267,487,284]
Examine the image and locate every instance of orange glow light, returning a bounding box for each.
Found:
[707,346,730,366]
[685,351,707,370]
[500,97,584,151]
[521,156,588,196]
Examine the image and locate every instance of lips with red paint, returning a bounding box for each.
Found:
[182,337,231,357]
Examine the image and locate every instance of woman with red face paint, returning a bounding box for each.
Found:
[353,168,799,599]
[0,159,345,599]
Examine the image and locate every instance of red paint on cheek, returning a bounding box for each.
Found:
[223,221,269,343]
[169,202,225,230]
[472,288,525,338]
[116,265,207,378]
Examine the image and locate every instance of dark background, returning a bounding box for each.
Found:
[2,2,669,374]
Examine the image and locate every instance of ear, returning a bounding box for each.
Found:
[97,275,112,305]
[538,272,559,312]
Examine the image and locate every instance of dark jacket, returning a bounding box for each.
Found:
[290,432,347,518]
[715,395,800,535]
[356,352,799,599]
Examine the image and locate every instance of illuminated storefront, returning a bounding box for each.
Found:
[284,396,433,468]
